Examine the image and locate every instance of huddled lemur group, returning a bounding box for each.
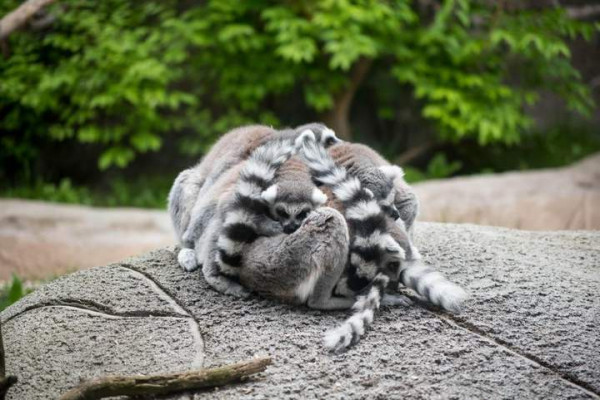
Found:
[168,123,467,352]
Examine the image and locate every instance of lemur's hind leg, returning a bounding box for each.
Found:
[168,168,203,248]
[241,207,354,310]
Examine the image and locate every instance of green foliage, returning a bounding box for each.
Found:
[404,153,463,183]
[0,275,33,311]
[0,0,597,174]
[98,176,172,208]
[452,122,600,173]
[1,176,172,209]
[2,178,93,204]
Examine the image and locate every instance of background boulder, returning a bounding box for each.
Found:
[414,153,600,230]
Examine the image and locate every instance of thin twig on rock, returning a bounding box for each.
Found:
[59,356,272,400]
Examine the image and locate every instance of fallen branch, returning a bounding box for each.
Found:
[0,0,57,41]
[59,356,272,400]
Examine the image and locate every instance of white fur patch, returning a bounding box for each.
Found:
[217,235,244,254]
[346,200,381,220]
[410,245,422,260]
[379,165,405,180]
[261,184,278,204]
[353,231,384,247]
[223,209,255,226]
[237,180,262,197]
[311,188,328,206]
[295,266,323,303]
[333,177,361,201]
[317,167,346,186]
[243,160,275,182]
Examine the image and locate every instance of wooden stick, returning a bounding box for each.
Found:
[59,356,271,400]
[0,0,57,41]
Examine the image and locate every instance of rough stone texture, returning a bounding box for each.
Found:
[0,199,175,280]
[2,223,599,399]
[414,153,600,230]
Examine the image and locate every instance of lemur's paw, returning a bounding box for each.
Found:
[178,248,199,272]
[224,284,252,299]
[381,293,413,307]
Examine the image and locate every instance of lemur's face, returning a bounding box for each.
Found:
[271,201,314,233]
[261,184,328,234]
[379,188,401,221]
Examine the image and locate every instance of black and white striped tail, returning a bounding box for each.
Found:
[323,274,389,352]
[399,260,467,312]
[216,139,296,277]
[297,134,399,291]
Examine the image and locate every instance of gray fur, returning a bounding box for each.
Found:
[240,207,354,310]
[328,142,420,234]
[168,123,340,271]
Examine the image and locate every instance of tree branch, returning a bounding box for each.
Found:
[566,5,600,20]
[0,0,57,41]
[321,57,373,141]
[59,356,272,400]
[394,141,437,165]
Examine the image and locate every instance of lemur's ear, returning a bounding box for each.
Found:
[261,184,278,204]
[311,188,328,206]
[379,165,405,180]
[294,129,316,149]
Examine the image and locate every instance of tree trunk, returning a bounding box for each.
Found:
[321,58,372,141]
[0,0,57,41]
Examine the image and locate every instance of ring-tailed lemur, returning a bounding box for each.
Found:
[215,139,327,279]
[329,142,419,235]
[296,133,467,352]
[199,134,328,296]
[295,133,406,350]
[299,124,419,235]
[168,123,339,271]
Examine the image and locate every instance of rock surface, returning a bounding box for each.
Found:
[2,223,599,399]
[414,153,600,231]
[0,199,175,280]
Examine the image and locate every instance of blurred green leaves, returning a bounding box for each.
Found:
[0,0,597,173]
[0,275,33,311]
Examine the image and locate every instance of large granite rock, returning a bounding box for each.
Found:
[414,153,600,231]
[0,199,174,280]
[2,223,599,399]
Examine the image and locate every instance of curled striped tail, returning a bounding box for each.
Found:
[297,135,400,290]
[216,139,296,277]
[323,274,389,353]
[399,260,467,312]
